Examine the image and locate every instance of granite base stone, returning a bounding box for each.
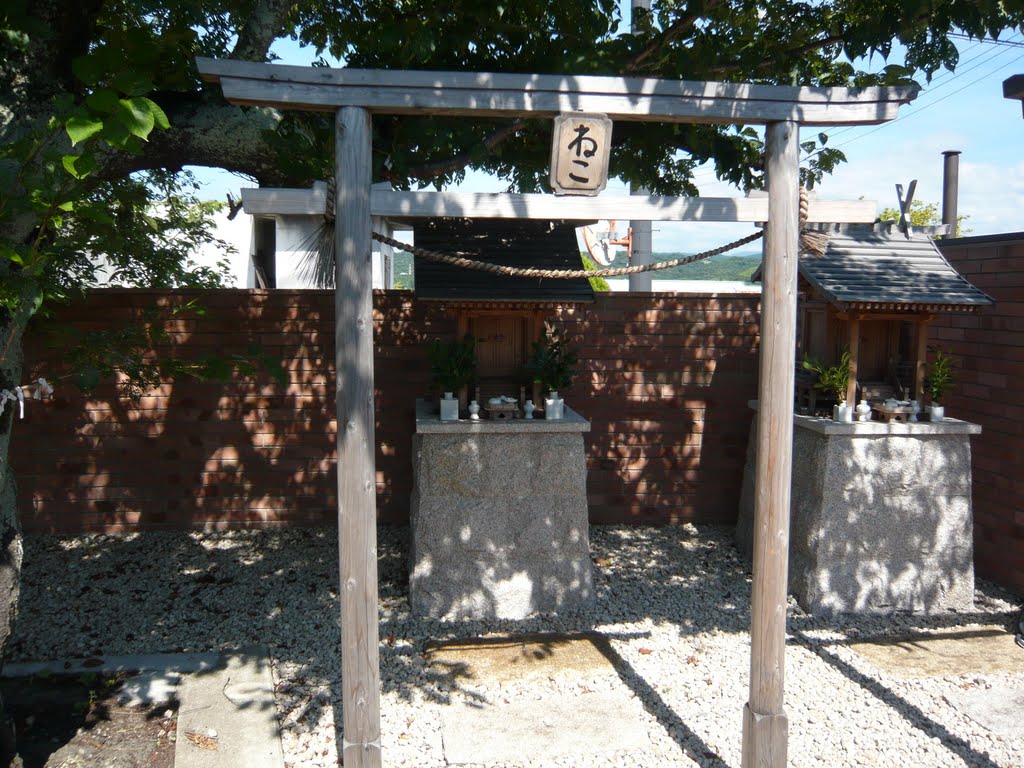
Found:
[410,401,593,619]
[738,407,981,615]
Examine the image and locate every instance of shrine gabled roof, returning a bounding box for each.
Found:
[411,218,595,304]
[797,224,993,312]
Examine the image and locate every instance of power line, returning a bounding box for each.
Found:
[813,34,1020,144]
[689,32,1022,186]
[812,47,1023,154]
[797,35,1023,163]
[948,32,1024,49]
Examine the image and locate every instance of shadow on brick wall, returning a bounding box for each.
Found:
[14,289,761,533]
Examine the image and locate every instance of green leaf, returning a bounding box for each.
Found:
[86,89,120,114]
[0,244,24,265]
[144,98,170,130]
[110,71,154,97]
[65,115,104,145]
[61,153,96,179]
[72,55,105,85]
[117,97,156,140]
[100,118,133,150]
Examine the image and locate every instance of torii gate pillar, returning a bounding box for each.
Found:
[743,120,799,767]
[334,105,383,768]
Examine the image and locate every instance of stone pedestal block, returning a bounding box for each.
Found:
[738,406,981,614]
[410,400,593,619]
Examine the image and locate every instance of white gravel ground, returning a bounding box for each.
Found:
[8,524,1024,768]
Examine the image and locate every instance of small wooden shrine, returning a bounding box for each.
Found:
[791,223,993,406]
[414,218,594,406]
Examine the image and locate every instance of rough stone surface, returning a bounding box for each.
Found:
[738,412,979,614]
[410,405,593,619]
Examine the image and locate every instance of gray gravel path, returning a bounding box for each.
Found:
[8,525,1023,768]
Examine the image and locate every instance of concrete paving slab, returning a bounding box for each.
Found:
[944,678,1024,742]
[428,632,650,765]
[425,632,618,685]
[849,625,1024,678]
[440,692,649,765]
[175,647,284,768]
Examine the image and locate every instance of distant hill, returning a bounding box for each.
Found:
[627,252,761,282]
[391,250,762,290]
[394,251,415,289]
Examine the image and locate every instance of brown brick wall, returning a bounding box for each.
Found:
[936,235,1024,594]
[557,295,761,524]
[12,289,760,533]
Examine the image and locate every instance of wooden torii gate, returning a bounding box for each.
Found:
[196,58,916,768]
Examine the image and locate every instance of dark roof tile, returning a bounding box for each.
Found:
[413,218,595,303]
[799,226,992,309]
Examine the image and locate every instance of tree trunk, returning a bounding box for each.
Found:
[0,304,33,768]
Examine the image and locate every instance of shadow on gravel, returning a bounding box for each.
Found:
[790,629,1005,768]
[593,633,730,768]
[9,527,343,754]
[10,522,1022,768]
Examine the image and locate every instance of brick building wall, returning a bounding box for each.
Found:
[936,234,1024,594]
[12,289,760,533]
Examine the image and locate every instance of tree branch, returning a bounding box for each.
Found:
[623,0,729,75]
[706,10,932,77]
[230,0,295,62]
[95,90,295,187]
[390,119,529,183]
[707,33,848,76]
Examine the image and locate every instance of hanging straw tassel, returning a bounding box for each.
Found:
[798,186,831,256]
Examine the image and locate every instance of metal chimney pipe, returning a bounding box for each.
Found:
[942,150,961,235]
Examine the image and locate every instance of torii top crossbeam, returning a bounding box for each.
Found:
[197,57,916,126]
[196,57,915,768]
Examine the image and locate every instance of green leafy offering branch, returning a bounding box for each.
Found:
[802,349,851,403]
[528,325,579,393]
[428,334,477,392]
[927,348,957,405]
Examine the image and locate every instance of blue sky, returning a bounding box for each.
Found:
[191,31,1024,254]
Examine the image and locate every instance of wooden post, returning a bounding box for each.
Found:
[915,317,930,401]
[743,119,799,768]
[252,217,277,288]
[335,106,382,768]
[847,315,860,406]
